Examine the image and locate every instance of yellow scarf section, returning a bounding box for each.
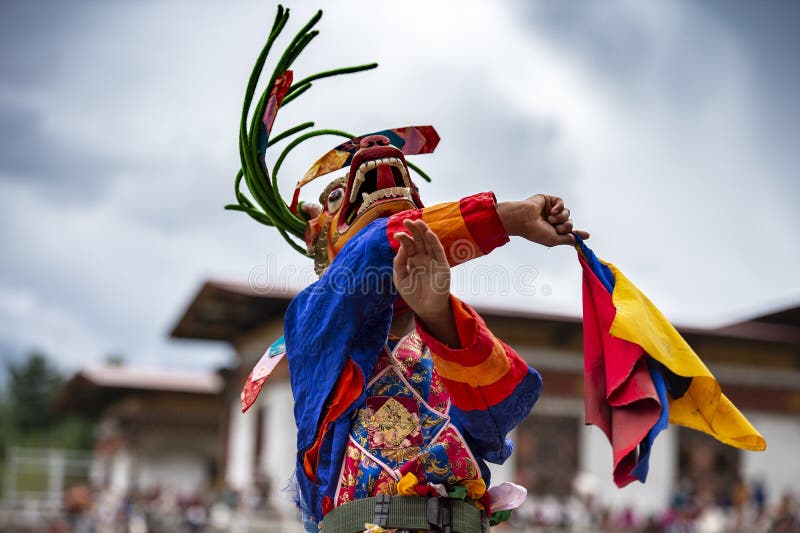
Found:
[604,261,766,452]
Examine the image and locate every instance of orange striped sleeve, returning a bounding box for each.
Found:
[416,296,529,407]
[386,192,509,266]
[431,335,510,387]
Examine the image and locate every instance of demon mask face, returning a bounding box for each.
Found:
[305,134,424,274]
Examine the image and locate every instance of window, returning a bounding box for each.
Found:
[515,414,579,497]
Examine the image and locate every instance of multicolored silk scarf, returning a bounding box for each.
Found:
[576,236,765,487]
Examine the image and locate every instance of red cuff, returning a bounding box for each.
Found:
[459,192,509,255]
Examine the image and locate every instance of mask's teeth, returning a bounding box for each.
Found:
[386,157,410,187]
[398,163,409,187]
[356,187,412,216]
[349,168,365,203]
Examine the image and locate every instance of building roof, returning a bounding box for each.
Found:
[170,281,297,342]
[714,305,800,344]
[75,365,222,394]
[170,281,800,346]
[750,304,800,326]
[57,364,223,414]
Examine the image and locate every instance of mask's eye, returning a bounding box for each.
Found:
[327,187,344,213]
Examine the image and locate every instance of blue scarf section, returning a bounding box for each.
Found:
[284,218,397,519]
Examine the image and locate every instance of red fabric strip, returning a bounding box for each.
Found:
[437,346,529,411]
[580,254,661,487]
[303,359,363,481]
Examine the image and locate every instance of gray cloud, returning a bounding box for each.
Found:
[0,2,84,87]
[517,2,654,83]
[0,103,123,202]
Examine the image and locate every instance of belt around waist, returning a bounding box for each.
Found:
[320,495,488,533]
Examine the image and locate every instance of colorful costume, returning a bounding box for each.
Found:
[283,196,540,522]
[231,5,765,531]
[231,8,538,530]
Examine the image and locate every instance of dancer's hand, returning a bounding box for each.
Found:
[497,194,589,246]
[392,218,460,347]
[298,201,322,219]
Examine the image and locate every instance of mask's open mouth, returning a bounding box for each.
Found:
[338,144,420,232]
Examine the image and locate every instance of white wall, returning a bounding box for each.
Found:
[261,380,299,515]
[741,411,800,502]
[136,452,209,494]
[109,448,132,495]
[226,398,256,491]
[579,421,676,516]
[487,427,517,486]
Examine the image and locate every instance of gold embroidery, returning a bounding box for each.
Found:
[420,451,450,478]
[451,457,478,479]
[408,373,424,384]
[372,381,395,396]
[347,446,361,460]
[374,477,397,495]
[368,398,421,448]
[380,446,422,463]
[422,417,443,428]
[395,354,419,376]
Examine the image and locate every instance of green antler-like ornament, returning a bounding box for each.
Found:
[225,5,377,254]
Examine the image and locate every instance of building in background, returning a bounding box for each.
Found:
[171,280,800,522]
[57,365,224,497]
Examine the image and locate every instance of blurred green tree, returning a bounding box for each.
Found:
[3,352,94,449]
[8,352,63,433]
[0,392,14,452]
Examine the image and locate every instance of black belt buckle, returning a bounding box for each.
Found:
[374,494,391,528]
[426,497,452,533]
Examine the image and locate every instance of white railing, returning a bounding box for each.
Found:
[2,446,94,508]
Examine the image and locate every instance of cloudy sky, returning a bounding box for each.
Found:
[1,0,798,373]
